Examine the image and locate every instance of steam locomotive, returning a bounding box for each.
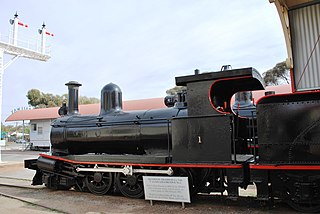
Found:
[25,67,320,212]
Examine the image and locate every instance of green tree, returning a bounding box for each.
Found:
[262,61,290,86]
[166,86,187,95]
[79,96,100,105]
[26,89,99,108]
[1,123,13,133]
[1,123,30,135]
[27,89,42,107]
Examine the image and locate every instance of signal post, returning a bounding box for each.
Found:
[0,13,52,162]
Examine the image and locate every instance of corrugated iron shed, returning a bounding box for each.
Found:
[271,0,320,91]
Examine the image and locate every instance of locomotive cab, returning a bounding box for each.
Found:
[172,67,265,164]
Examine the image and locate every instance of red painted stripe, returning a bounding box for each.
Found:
[39,154,242,169]
[256,90,320,105]
[250,164,320,170]
[39,155,320,171]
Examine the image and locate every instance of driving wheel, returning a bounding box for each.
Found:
[85,172,113,195]
[116,172,144,198]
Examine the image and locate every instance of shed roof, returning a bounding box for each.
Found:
[280,0,314,8]
[6,97,166,122]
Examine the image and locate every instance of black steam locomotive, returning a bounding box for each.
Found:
[25,67,320,212]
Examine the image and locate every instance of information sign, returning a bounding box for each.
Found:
[143,176,190,203]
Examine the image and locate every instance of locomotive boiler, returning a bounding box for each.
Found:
[25,67,320,212]
[51,81,187,156]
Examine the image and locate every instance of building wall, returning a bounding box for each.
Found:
[30,119,52,148]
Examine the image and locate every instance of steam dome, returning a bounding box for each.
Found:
[100,83,122,114]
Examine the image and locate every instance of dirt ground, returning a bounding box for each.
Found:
[0,184,297,214]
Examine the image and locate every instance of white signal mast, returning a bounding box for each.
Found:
[0,13,52,161]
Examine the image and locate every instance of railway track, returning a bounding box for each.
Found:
[0,176,40,190]
[0,176,32,182]
[0,176,67,213]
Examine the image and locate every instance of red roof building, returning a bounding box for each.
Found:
[6,97,166,122]
[6,85,292,122]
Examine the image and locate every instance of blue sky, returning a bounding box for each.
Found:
[1,0,287,123]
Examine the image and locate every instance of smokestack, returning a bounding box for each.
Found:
[65,81,82,115]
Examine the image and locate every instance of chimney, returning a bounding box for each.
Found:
[65,81,82,115]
